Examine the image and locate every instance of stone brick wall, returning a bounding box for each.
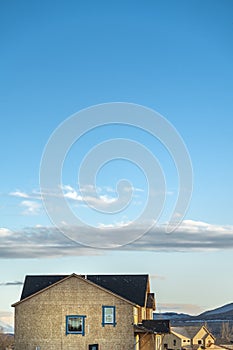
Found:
[14,276,135,350]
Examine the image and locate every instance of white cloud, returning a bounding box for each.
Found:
[62,184,118,207]
[63,190,83,201]
[20,200,41,215]
[97,220,132,229]
[0,225,102,258]
[176,219,232,235]
[98,194,117,204]
[0,219,232,258]
[0,228,12,237]
[9,184,144,213]
[9,189,42,201]
[61,184,145,206]
[9,190,29,198]
[122,186,144,193]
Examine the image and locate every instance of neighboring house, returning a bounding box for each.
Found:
[12,273,169,350]
[162,325,215,350]
[135,319,170,350]
[192,326,215,348]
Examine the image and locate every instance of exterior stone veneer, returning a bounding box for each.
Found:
[14,275,135,350]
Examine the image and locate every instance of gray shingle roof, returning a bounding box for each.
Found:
[87,274,148,306]
[172,326,203,339]
[20,274,149,306]
[21,275,67,300]
[135,320,170,334]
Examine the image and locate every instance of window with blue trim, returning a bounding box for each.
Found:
[66,315,86,335]
[102,306,116,326]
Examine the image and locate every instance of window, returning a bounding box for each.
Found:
[173,340,177,346]
[102,306,116,326]
[164,344,168,349]
[198,340,202,345]
[89,345,99,350]
[134,307,138,324]
[66,315,86,335]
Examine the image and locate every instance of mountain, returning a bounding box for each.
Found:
[0,320,14,334]
[154,312,191,321]
[198,303,233,320]
[154,302,233,322]
[154,302,233,340]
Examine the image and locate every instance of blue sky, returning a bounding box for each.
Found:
[0,0,233,327]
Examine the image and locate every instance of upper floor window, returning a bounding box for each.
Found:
[173,340,177,346]
[66,315,86,335]
[102,306,116,327]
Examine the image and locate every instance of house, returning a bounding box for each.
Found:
[162,325,215,350]
[12,273,170,350]
[135,319,170,350]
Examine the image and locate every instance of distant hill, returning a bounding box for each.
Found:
[154,302,233,340]
[154,312,191,321]
[154,302,233,322]
[197,303,233,320]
